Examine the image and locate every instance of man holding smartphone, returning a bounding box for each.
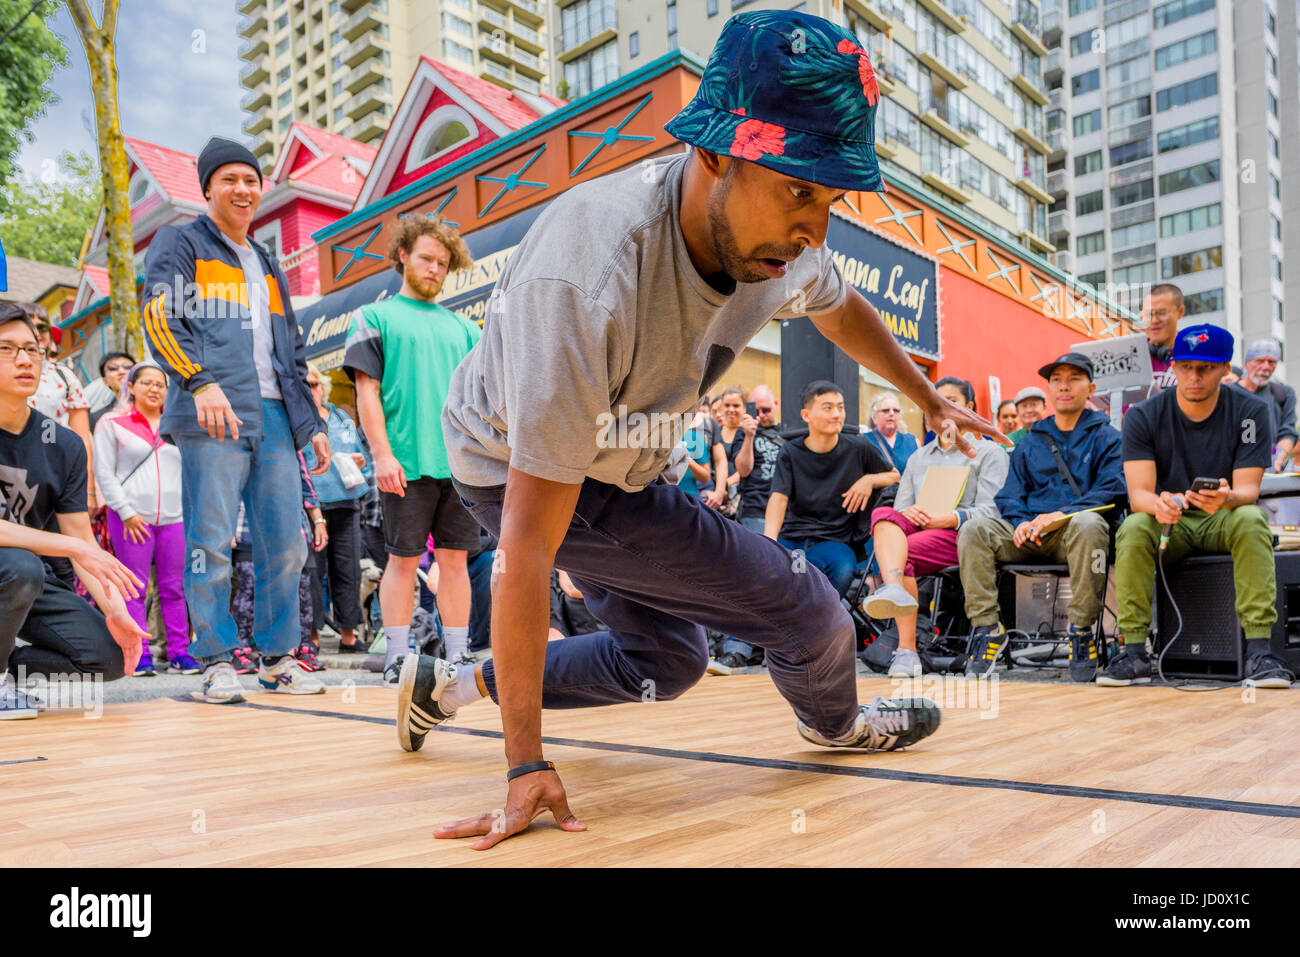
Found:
[1103,323,1291,688]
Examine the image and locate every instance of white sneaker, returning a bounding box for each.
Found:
[862,583,918,620]
[257,655,325,695]
[200,661,246,704]
[888,648,923,678]
[0,675,39,720]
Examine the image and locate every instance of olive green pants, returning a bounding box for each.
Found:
[1114,506,1276,643]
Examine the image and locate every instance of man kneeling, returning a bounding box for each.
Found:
[1103,323,1290,688]
[957,353,1126,680]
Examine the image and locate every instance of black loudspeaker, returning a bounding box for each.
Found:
[779,317,860,430]
[1153,551,1300,680]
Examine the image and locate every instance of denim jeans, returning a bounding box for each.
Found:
[468,548,495,653]
[175,398,308,661]
[463,479,859,739]
[777,538,859,598]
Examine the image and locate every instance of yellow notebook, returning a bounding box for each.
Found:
[915,466,971,514]
[1039,503,1114,534]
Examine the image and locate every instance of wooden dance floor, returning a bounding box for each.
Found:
[3,675,1298,867]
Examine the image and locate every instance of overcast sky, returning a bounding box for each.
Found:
[19,0,244,180]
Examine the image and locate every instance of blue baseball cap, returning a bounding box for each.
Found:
[1171,323,1234,363]
[664,11,885,192]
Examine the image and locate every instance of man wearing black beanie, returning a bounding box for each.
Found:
[141,134,332,702]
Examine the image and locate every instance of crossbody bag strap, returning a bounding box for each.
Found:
[1043,435,1083,499]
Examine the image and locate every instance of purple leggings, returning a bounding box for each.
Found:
[108,510,190,659]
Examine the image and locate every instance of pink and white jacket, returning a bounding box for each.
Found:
[92,408,183,525]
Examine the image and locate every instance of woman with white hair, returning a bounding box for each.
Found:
[866,390,918,475]
[92,361,194,676]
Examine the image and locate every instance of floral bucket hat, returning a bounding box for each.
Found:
[664,9,885,193]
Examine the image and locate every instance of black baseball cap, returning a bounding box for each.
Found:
[1038,352,1094,381]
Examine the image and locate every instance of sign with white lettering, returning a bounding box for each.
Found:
[825,214,940,360]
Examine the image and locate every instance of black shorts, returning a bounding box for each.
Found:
[381,477,481,557]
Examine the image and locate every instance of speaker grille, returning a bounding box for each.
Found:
[1154,555,1243,679]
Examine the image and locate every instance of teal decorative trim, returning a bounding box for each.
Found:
[331,224,385,282]
[568,92,656,176]
[475,145,547,217]
[397,187,459,227]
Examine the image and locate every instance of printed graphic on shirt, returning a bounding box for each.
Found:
[0,464,38,523]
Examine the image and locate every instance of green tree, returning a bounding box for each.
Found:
[0,0,69,192]
[0,149,97,266]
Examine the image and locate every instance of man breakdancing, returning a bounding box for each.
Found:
[398,10,1005,849]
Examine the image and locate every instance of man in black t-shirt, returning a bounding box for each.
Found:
[736,384,785,533]
[0,307,148,719]
[1104,323,1291,689]
[765,380,898,598]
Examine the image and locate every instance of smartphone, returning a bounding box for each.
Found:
[745,401,757,418]
[1191,476,1222,492]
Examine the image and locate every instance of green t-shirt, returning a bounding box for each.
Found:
[1007,427,1029,446]
[343,294,481,481]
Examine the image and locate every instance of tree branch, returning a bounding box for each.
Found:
[0,0,48,48]
[102,0,117,39]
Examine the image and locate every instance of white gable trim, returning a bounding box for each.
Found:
[354,57,511,209]
[269,125,325,184]
[402,105,479,174]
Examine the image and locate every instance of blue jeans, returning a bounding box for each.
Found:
[463,479,858,739]
[778,538,859,598]
[176,399,308,661]
[468,549,495,652]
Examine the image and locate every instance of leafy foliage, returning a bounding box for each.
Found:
[0,149,98,266]
[0,0,70,192]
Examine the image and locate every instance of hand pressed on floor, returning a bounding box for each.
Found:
[434,769,586,851]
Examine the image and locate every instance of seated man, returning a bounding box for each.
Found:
[765,380,898,598]
[1103,323,1291,688]
[957,353,1126,681]
[0,306,148,719]
[862,375,1008,678]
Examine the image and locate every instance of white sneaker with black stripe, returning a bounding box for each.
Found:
[396,654,458,752]
[797,696,941,751]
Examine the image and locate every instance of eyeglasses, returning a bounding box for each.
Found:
[0,343,45,361]
[756,406,774,414]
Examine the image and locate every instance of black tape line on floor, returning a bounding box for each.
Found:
[178,697,1300,820]
[0,756,47,766]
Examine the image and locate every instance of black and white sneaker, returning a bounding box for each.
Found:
[0,676,38,720]
[1095,645,1152,686]
[797,696,941,751]
[965,623,1008,679]
[1067,624,1098,682]
[1244,652,1295,690]
[396,654,457,752]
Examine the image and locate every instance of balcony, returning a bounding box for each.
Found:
[344,58,384,93]
[846,0,893,32]
[242,88,271,112]
[346,111,388,144]
[1114,242,1155,268]
[481,34,545,78]
[1108,119,1151,149]
[238,11,267,37]
[340,0,368,12]
[343,30,382,67]
[505,0,544,24]
[1107,78,1150,106]
[557,26,617,62]
[240,60,270,86]
[479,6,507,32]
[1016,124,1051,155]
[237,0,265,14]
[1109,159,1152,188]
[1047,128,1066,156]
[251,138,275,161]
[1048,208,1073,243]
[916,50,967,91]
[342,5,382,41]
[1042,5,1061,45]
[916,0,968,33]
[1050,250,1072,273]
[1014,73,1049,106]
[1110,201,1154,230]
[1043,49,1062,83]
[243,111,272,136]
[1049,87,1064,111]
[345,86,392,120]
[1046,168,1070,195]
[240,33,269,59]
[1012,1,1048,56]
[504,17,543,52]
[1109,36,1149,64]
[921,170,974,205]
[1017,175,1054,205]
[1104,0,1147,24]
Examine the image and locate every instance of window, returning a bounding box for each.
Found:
[563,38,619,98]
[277,66,291,84]
[1267,91,1279,117]
[1184,288,1223,314]
[1158,115,1218,152]
[275,13,289,30]
[1162,245,1222,278]
[561,0,618,53]
[1070,30,1095,55]
[1265,7,1276,34]
[254,220,282,261]
[1272,255,1283,280]
[127,170,151,206]
[1107,56,1150,88]
[1110,138,1151,166]
[1076,190,1104,215]
[1078,270,1107,288]
[440,12,472,39]
[1160,202,1222,237]
[1112,220,1156,248]
[1072,69,1099,95]
[1266,49,1278,77]
[277,90,292,108]
[1159,159,1220,194]
[276,37,290,55]
[1270,174,1282,201]
[1157,74,1218,111]
[1104,15,1148,50]
[1112,179,1154,207]
[1114,262,1156,286]
[332,79,343,97]
[1155,30,1216,70]
[1077,231,1106,255]
[629,31,639,58]
[1269,131,1280,158]
[330,29,340,46]
[1109,96,1151,126]
[707,0,718,14]
[1075,150,1103,175]
[441,37,472,63]
[667,0,677,50]
[278,116,292,132]
[1069,0,1097,14]
[1273,298,1283,324]
[1154,0,1214,29]
[1073,109,1101,136]
[1272,216,1283,240]
[333,105,343,123]
[404,105,478,172]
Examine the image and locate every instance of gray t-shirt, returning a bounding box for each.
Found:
[443,152,848,495]
[219,232,281,400]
